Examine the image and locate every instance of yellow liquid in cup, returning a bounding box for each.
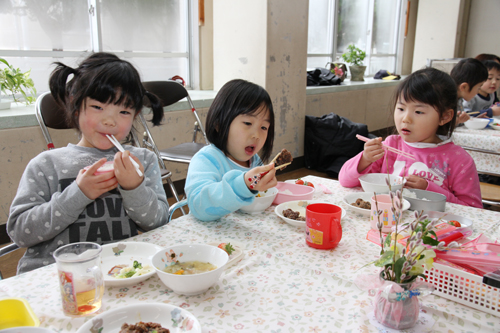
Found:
[74,286,104,315]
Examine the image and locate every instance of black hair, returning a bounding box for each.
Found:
[205,79,275,162]
[450,58,488,91]
[475,53,500,63]
[482,60,500,72]
[392,67,457,137]
[49,52,164,133]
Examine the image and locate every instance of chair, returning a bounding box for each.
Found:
[461,145,500,207]
[34,92,184,213]
[426,58,463,74]
[141,80,209,165]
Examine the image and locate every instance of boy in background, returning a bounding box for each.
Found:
[450,58,488,124]
[463,60,500,118]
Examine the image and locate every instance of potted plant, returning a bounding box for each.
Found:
[0,58,37,109]
[341,44,366,81]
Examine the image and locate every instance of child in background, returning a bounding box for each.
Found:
[7,52,169,274]
[463,60,500,118]
[339,67,482,208]
[450,58,488,124]
[185,79,277,221]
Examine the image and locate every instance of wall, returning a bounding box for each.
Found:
[199,0,213,90]
[412,0,464,71]
[464,0,500,58]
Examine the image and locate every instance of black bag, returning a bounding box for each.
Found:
[306,68,342,86]
[304,113,372,177]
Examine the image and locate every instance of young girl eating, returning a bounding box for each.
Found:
[7,52,169,274]
[185,79,277,221]
[339,67,482,208]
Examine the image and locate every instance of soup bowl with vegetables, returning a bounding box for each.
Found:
[152,244,229,295]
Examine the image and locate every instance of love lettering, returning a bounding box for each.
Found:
[411,169,439,182]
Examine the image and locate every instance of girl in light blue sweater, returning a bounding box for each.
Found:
[185,79,277,221]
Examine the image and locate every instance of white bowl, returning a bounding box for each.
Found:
[75,303,201,333]
[342,192,410,217]
[359,173,405,194]
[274,200,346,228]
[273,182,315,205]
[491,121,500,131]
[101,242,162,287]
[464,118,490,130]
[239,187,278,213]
[152,244,229,295]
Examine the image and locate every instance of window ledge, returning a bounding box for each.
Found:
[0,78,402,130]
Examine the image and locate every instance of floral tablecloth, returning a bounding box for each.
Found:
[1,176,500,333]
[453,126,500,174]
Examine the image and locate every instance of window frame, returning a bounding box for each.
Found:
[0,0,199,90]
[307,0,406,76]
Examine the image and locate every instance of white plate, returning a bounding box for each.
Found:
[0,328,53,333]
[101,242,163,287]
[490,123,500,131]
[275,200,346,228]
[424,211,473,229]
[342,192,410,217]
[284,179,316,193]
[76,303,201,333]
[207,241,244,266]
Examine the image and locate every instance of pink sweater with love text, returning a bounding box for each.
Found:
[339,135,482,208]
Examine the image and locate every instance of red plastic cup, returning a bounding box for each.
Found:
[305,203,342,249]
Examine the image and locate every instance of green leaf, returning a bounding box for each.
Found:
[422,236,439,246]
[394,256,406,282]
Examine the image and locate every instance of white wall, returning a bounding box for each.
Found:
[412,0,462,71]
[464,0,500,58]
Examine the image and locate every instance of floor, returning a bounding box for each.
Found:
[0,168,331,280]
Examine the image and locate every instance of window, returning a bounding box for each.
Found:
[307,0,403,76]
[0,0,197,94]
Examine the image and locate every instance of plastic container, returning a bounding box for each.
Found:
[463,118,490,130]
[423,262,500,316]
[272,182,315,205]
[0,298,40,329]
[358,173,405,194]
[402,189,446,212]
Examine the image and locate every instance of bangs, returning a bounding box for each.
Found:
[398,75,442,110]
[84,62,143,111]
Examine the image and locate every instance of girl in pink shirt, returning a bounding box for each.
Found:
[339,67,482,208]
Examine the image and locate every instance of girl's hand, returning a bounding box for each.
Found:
[245,163,277,192]
[404,175,428,190]
[76,158,118,200]
[113,151,144,190]
[456,111,470,124]
[358,137,385,173]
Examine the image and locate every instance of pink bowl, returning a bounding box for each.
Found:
[272,182,315,205]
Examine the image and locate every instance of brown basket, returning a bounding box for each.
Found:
[326,62,347,82]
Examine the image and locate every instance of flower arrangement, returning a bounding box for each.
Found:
[371,181,459,283]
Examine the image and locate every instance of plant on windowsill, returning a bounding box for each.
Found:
[341,44,367,82]
[0,58,37,109]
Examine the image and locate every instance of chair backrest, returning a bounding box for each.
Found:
[142,80,209,144]
[35,92,71,150]
[426,58,463,74]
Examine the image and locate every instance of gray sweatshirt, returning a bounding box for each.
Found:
[7,144,169,274]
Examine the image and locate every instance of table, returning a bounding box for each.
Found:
[453,126,500,174]
[2,176,500,332]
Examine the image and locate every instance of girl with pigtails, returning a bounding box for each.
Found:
[7,52,169,274]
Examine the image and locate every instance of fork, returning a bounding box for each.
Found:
[106,134,143,177]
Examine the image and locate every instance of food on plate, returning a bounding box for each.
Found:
[448,220,461,227]
[120,321,170,332]
[256,190,268,197]
[295,178,314,188]
[280,189,294,195]
[351,198,371,209]
[163,261,217,275]
[113,260,152,279]
[282,208,306,221]
[273,148,293,169]
[218,242,235,255]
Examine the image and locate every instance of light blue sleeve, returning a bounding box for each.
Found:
[185,147,256,221]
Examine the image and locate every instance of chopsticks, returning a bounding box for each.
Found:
[465,111,481,115]
[106,134,143,177]
[356,134,416,160]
